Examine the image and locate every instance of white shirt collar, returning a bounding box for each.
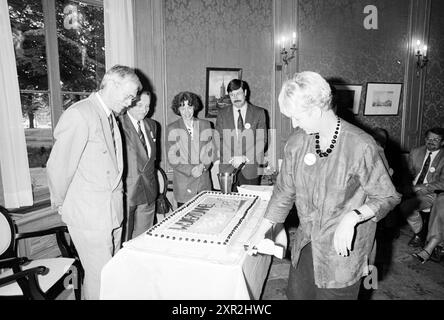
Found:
[128,112,148,135]
[233,103,248,125]
[127,111,139,127]
[96,92,113,118]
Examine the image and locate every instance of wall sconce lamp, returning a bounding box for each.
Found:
[280,32,298,66]
[415,40,428,70]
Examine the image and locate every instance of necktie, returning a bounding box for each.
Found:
[237,110,244,131]
[108,114,116,153]
[137,121,148,156]
[416,152,432,185]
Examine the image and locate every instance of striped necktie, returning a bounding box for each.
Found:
[137,121,148,155]
[237,109,244,131]
[416,152,432,185]
[108,114,116,153]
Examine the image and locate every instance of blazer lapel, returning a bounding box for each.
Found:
[143,119,155,159]
[190,119,200,165]
[123,114,149,169]
[141,119,154,170]
[431,149,444,169]
[244,103,254,128]
[90,94,118,170]
[415,147,427,174]
[227,106,235,129]
[176,118,191,163]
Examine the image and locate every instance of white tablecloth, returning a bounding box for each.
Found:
[100,198,272,300]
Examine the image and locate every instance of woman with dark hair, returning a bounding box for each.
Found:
[167,92,215,207]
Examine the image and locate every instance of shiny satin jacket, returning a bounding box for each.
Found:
[265,121,401,288]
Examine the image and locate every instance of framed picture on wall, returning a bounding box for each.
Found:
[364,83,402,116]
[332,84,362,115]
[205,67,242,118]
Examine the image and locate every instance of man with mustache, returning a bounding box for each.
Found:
[215,79,268,190]
[400,127,444,252]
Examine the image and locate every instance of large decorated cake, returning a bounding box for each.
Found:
[146,191,259,246]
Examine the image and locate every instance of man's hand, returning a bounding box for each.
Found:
[191,164,204,178]
[230,156,249,168]
[333,211,360,257]
[413,184,428,195]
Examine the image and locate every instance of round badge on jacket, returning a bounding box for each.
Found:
[304,153,316,166]
[430,167,436,173]
[244,123,251,129]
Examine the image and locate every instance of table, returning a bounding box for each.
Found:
[100,197,272,300]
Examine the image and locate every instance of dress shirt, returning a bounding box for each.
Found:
[127,113,151,158]
[233,103,248,132]
[413,149,440,185]
[96,92,118,154]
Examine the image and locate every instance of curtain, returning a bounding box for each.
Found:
[0,0,33,208]
[104,0,135,69]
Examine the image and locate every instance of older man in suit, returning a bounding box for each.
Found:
[400,127,444,248]
[215,79,268,190]
[46,65,141,299]
[119,91,159,241]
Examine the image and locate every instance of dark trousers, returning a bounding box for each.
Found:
[286,243,361,300]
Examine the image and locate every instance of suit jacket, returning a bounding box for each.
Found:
[407,146,444,194]
[215,103,268,180]
[47,93,124,231]
[118,114,158,207]
[167,118,215,203]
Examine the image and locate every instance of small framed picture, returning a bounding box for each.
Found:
[364,83,402,116]
[332,84,362,115]
[205,67,242,118]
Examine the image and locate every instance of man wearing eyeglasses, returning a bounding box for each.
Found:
[47,65,141,299]
[215,79,268,190]
[399,127,444,252]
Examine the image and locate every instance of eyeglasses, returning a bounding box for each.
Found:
[125,94,136,102]
[229,90,244,98]
[426,137,442,143]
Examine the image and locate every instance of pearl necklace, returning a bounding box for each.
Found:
[315,117,341,158]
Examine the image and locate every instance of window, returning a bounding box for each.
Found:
[8,0,104,205]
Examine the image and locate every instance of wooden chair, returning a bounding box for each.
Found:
[156,167,173,219]
[0,206,82,300]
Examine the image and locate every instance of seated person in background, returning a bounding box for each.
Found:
[412,191,444,263]
[399,127,444,248]
[119,91,159,242]
[167,92,215,207]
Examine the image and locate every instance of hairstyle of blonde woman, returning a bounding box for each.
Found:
[278,71,332,117]
[100,64,142,91]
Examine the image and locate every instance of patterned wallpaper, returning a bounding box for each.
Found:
[164,0,274,123]
[298,0,409,147]
[422,0,444,138]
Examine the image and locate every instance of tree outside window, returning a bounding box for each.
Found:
[8,0,104,202]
